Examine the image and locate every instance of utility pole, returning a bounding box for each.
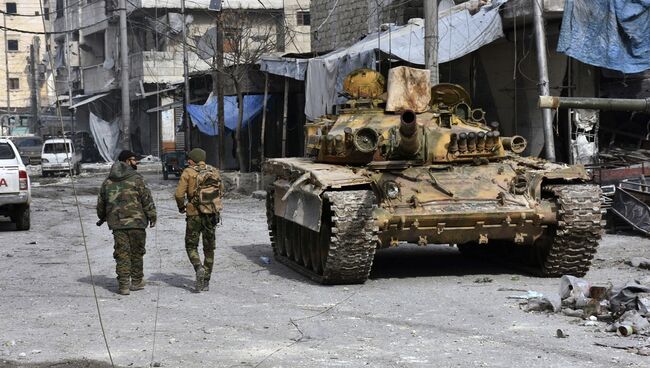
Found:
[118,0,131,149]
[424,0,439,85]
[3,14,10,112]
[65,0,74,133]
[533,0,556,161]
[182,0,191,150]
[216,12,225,169]
[29,43,39,134]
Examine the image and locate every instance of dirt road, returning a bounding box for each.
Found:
[0,171,648,367]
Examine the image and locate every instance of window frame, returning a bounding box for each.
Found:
[7,39,19,52]
[5,3,17,14]
[8,78,20,90]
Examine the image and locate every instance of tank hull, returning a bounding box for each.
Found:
[264,156,602,284]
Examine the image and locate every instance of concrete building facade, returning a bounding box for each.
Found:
[0,0,56,134]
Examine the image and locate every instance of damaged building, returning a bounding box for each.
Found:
[51,0,310,163]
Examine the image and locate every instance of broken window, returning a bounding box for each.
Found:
[8,78,19,90]
[296,11,310,26]
[7,40,18,51]
[6,3,17,14]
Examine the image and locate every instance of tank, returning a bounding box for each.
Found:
[264,67,604,284]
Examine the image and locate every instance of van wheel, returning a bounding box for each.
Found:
[74,164,81,176]
[42,171,49,177]
[15,205,30,231]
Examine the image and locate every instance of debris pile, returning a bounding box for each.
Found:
[512,275,650,355]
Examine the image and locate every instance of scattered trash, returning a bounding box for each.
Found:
[27,241,37,245]
[30,349,41,354]
[627,257,650,270]
[152,362,162,367]
[6,254,13,258]
[556,329,568,338]
[610,282,650,313]
[511,276,520,281]
[524,294,562,313]
[562,308,584,318]
[260,256,271,265]
[4,340,16,347]
[474,277,493,283]
[508,290,544,300]
[560,275,591,299]
[18,352,26,358]
[618,325,634,337]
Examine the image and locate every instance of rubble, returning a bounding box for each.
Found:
[512,275,650,355]
[627,257,650,270]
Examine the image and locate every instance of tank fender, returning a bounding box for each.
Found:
[527,165,590,199]
[274,177,324,232]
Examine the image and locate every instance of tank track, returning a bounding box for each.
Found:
[267,189,378,284]
[536,184,603,277]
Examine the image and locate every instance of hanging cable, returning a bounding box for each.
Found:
[36,0,115,366]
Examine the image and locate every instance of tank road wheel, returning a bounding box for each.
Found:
[309,230,322,274]
[532,184,603,277]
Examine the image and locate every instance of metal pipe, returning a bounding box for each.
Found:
[282,78,289,157]
[539,96,650,113]
[261,72,269,163]
[533,0,556,161]
[424,0,439,85]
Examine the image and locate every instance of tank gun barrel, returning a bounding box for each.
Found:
[398,110,421,156]
[539,96,650,113]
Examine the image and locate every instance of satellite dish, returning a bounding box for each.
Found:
[103,58,115,70]
[196,27,218,62]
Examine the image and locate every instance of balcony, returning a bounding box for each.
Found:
[129,51,211,84]
[81,64,117,94]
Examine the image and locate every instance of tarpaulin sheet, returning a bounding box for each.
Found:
[302,0,508,120]
[186,94,267,136]
[558,0,650,74]
[89,112,120,162]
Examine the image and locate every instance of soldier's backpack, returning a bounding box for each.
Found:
[191,165,224,214]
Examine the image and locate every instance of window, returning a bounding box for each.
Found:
[43,8,49,20]
[7,40,18,51]
[6,3,17,14]
[44,143,71,154]
[297,11,310,26]
[0,143,16,159]
[8,78,19,90]
[56,0,63,19]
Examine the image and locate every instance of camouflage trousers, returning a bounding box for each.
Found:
[113,229,146,288]
[185,214,216,281]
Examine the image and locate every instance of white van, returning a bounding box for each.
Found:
[41,138,82,176]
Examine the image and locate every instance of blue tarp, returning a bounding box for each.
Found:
[558,0,650,74]
[186,95,267,136]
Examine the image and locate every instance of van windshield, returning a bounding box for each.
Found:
[44,143,72,154]
[0,143,16,159]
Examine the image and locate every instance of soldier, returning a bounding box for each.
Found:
[175,148,224,292]
[97,150,157,295]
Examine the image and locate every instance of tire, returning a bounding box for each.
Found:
[14,205,30,231]
[41,171,49,177]
[74,164,81,176]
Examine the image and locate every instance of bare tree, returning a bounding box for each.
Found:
[192,10,279,172]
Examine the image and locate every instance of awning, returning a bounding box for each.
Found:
[69,92,110,109]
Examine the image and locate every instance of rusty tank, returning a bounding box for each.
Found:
[264,67,604,284]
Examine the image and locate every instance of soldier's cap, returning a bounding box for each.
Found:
[188,148,206,163]
[117,150,142,162]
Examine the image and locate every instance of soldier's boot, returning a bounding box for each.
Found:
[202,280,209,292]
[130,280,146,291]
[195,266,205,292]
[118,286,130,295]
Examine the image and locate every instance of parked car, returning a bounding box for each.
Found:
[10,136,43,165]
[41,138,82,176]
[0,138,31,230]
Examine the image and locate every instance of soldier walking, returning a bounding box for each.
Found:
[97,150,157,295]
[175,148,224,292]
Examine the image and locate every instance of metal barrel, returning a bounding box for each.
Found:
[539,96,650,113]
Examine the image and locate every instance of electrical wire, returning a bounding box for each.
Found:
[0,1,82,17]
[36,0,115,366]
[0,16,113,35]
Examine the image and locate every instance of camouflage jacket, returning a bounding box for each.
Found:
[174,161,224,216]
[97,161,157,230]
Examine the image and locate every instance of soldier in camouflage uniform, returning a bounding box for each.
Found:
[97,150,157,295]
[175,148,223,292]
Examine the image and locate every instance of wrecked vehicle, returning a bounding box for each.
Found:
[264,67,604,284]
